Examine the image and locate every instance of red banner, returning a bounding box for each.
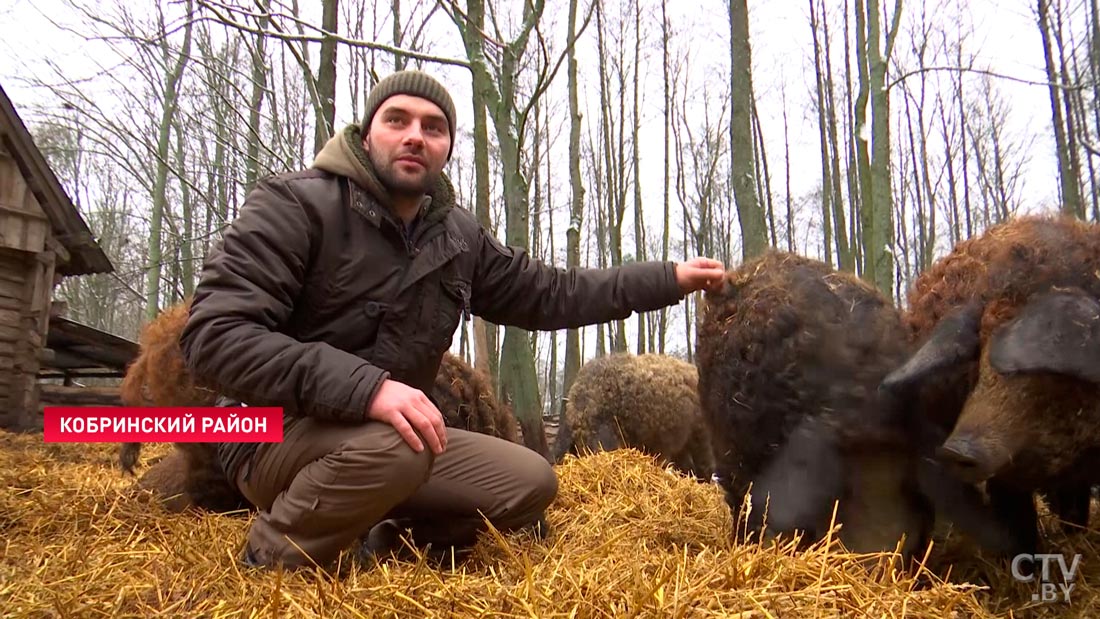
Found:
[42,407,284,443]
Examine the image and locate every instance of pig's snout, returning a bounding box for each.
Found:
[937,436,998,484]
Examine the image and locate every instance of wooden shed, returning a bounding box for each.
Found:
[0,81,118,430]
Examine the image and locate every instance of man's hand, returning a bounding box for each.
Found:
[367,379,448,454]
[675,257,726,294]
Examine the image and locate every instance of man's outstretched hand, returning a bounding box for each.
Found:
[675,257,726,294]
[367,379,448,454]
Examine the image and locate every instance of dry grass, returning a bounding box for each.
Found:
[0,430,1096,618]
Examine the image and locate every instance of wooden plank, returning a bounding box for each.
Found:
[0,270,26,283]
[11,353,36,373]
[0,249,29,306]
[0,274,26,288]
[0,246,29,266]
[0,307,19,328]
[0,275,26,289]
[38,384,123,407]
[0,262,27,277]
[0,346,14,393]
[22,185,44,217]
[0,324,27,344]
[0,207,48,253]
[0,250,29,293]
[46,235,70,265]
[0,202,47,219]
[0,155,29,212]
[28,245,53,336]
[0,279,25,300]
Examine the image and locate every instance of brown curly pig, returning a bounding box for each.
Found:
[883,213,1100,553]
[696,251,1018,562]
[434,351,521,443]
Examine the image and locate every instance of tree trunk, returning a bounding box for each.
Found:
[821,1,853,271]
[244,0,270,193]
[1089,0,1100,219]
[561,0,586,423]
[1038,0,1083,217]
[632,0,647,355]
[1053,0,1087,219]
[843,0,864,274]
[728,0,768,260]
[392,0,404,71]
[468,2,498,384]
[752,102,777,249]
[810,0,835,267]
[915,80,936,271]
[866,0,901,296]
[854,0,874,280]
[659,0,672,353]
[595,0,628,353]
[145,0,194,320]
[455,0,551,459]
[782,83,795,252]
[175,120,194,297]
[314,0,339,155]
[939,92,962,247]
[956,44,973,239]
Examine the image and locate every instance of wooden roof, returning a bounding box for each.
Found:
[0,81,113,276]
[38,316,139,379]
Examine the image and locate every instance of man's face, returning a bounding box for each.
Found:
[363,94,451,197]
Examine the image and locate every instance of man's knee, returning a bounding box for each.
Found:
[338,423,436,487]
[517,452,559,513]
[536,460,559,507]
[496,453,556,540]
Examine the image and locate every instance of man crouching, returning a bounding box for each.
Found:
[179,70,726,572]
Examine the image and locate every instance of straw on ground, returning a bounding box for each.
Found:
[0,430,1095,618]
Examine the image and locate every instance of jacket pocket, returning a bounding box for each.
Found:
[434,278,470,349]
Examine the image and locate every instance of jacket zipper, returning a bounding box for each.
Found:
[397,220,418,258]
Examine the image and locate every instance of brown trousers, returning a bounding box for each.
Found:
[235,416,557,570]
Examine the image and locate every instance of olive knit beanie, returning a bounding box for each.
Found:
[361,70,457,159]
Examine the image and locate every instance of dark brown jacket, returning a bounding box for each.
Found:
[179,126,685,481]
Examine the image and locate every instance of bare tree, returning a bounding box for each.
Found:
[1038,0,1084,217]
[727,0,767,259]
[559,0,587,421]
[861,0,903,297]
[143,0,195,319]
[445,0,585,458]
[315,0,339,154]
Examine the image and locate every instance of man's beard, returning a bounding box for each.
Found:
[367,142,439,198]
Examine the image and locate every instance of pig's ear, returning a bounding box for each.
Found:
[988,290,1100,384]
[881,300,984,393]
